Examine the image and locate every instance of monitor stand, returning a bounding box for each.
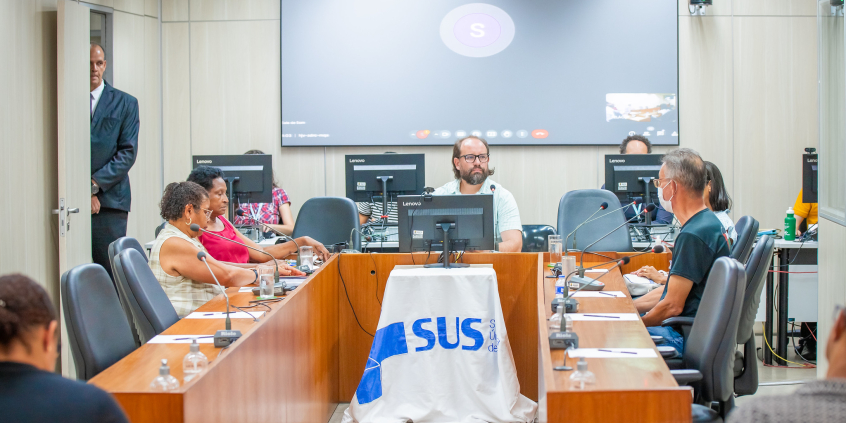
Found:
[639,176,655,226]
[424,222,470,269]
[223,176,241,221]
[377,175,393,226]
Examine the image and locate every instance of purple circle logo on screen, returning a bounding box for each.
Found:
[441,4,515,58]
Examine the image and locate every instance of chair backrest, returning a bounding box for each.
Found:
[730,216,758,263]
[683,257,746,404]
[292,197,361,250]
[114,248,180,344]
[557,189,633,252]
[108,237,146,347]
[60,264,136,380]
[155,222,166,238]
[521,224,556,252]
[737,235,774,344]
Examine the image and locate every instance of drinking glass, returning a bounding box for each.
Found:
[299,246,315,270]
[548,235,563,265]
[258,268,275,299]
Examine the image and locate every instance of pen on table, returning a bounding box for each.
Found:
[599,349,637,354]
[597,292,617,297]
[174,336,214,341]
[584,314,620,319]
[203,312,231,316]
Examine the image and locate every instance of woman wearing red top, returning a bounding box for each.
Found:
[187,166,331,264]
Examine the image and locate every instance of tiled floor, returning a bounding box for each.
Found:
[327,334,819,422]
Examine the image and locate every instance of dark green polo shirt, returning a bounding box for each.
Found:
[662,208,731,318]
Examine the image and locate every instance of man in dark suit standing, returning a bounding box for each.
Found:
[90,44,139,280]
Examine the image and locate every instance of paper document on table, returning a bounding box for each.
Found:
[569,291,626,298]
[148,335,215,344]
[568,313,639,321]
[624,274,656,285]
[567,348,657,358]
[185,311,264,319]
[584,269,608,274]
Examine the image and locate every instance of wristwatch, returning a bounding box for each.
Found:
[251,268,259,284]
[91,181,100,195]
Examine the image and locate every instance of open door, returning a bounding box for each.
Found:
[56,0,91,379]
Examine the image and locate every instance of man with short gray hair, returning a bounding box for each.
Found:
[633,148,730,356]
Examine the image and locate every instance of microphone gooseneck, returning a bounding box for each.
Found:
[197,225,281,288]
[578,204,656,277]
[565,201,613,254]
[197,251,231,331]
[260,223,302,267]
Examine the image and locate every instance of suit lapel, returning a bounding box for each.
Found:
[91,82,113,129]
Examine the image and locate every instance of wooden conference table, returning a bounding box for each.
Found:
[90,251,688,423]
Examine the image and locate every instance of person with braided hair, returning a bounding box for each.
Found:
[0,274,128,422]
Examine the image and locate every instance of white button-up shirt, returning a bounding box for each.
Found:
[90,81,105,115]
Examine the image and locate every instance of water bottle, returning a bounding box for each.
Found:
[182,339,208,382]
[784,207,796,241]
[555,276,567,298]
[569,358,596,390]
[150,359,180,392]
[562,310,573,333]
[548,304,563,333]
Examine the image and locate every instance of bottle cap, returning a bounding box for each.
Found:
[787,207,794,214]
[190,338,200,353]
[159,359,170,376]
[577,357,588,371]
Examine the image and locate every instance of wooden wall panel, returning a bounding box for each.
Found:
[145,0,158,18]
[82,0,115,8]
[0,0,60,300]
[734,0,817,16]
[189,0,279,21]
[114,0,144,15]
[162,23,192,187]
[732,17,818,229]
[678,16,734,217]
[162,0,188,22]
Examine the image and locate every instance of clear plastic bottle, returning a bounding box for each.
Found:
[562,310,574,333]
[555,276,567,298]
[182,339,208,382]
[548,304,564,333]
[569,358,596,390]
[150,359,180,392]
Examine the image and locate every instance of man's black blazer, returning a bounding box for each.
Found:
[91,81,139,212]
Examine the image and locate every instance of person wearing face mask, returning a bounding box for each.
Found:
[632,148,731,356]
[432,136,523,252]
[149,181,276,317]
[0,274,129,423]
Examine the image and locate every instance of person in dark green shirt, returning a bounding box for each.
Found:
[634,148,731,356]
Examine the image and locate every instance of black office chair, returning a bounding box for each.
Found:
[734,235,775,396]
[108,237,147,347]
[292,197,361,251]
[521,224,556,252]
[154,222,166,238]
[665,257,746,422]
[557,189,633,252]
[113,248,180,344]
[60,264,137,380]
[730,216,758,264]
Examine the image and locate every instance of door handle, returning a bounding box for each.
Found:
[68,208,80,214]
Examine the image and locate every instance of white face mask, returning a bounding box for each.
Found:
[657,180,675,214]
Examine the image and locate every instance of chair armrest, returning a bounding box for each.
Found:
[671,369,703,386]
[657,346,678,359]
[651,335,665,345]
[661,317,694,329]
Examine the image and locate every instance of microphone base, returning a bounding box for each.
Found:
[567,275,605,291]
[551,296,579,314]
[549,331,579,350]
[214,329,242,348]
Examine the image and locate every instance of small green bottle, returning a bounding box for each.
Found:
[784,207,796,241]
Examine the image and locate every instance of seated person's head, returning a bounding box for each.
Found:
[704,161,732,213]
[0,274,58,371]
[159,181,210,235]
[659,148,707,203]
[619,135,652,154]
[187,166,228,219]
[452,136,495,185]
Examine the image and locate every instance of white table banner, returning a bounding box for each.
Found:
[343,266,537,422]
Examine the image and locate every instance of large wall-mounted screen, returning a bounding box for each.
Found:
[281,0,679,146]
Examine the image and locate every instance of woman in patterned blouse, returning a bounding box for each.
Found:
[232,150,296,236]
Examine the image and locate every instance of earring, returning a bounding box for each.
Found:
[187,217,192,226]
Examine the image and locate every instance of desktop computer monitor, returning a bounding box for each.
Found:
[192,154,273,219]
[397,194,494,268]
[345,154,425,223]
[803,153,818,203]
[604,154,663,225]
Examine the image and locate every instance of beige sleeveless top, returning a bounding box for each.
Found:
[149,223,221,318]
